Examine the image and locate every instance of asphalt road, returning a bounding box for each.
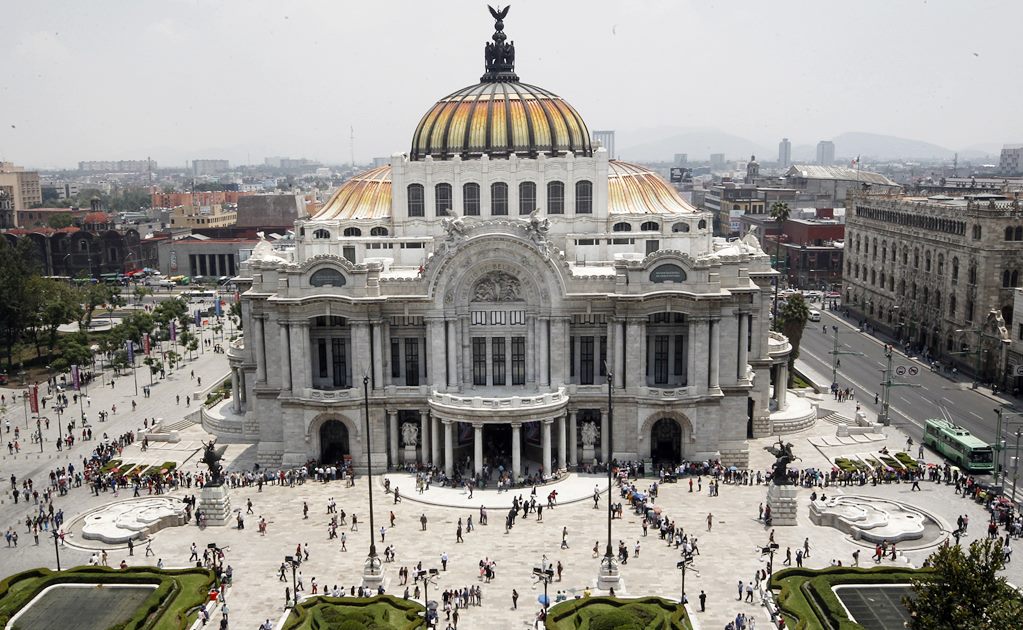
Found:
[798,307,1022,474]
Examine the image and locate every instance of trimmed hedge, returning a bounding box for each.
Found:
[282,595,425,630]
[545,596,692,630]
[770,566,932,630]
[0,566,215,630]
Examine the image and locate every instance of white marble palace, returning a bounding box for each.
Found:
[224,9,788,475]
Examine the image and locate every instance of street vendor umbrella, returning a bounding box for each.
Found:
[537,594,550,606]
[728,465,738,472]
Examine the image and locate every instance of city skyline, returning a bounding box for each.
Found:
[2,0,1020,169]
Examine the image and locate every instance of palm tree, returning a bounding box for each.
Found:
[778,293,811,387]
[770,201,791,322]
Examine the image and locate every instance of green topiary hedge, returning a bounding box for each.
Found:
[281,595,424,630]
[545,596,691,630]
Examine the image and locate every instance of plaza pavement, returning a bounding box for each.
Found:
[2,337,1020,630]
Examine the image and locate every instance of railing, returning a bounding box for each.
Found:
[429,387,568,411]
[769,331,792,357]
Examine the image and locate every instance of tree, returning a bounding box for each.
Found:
[777,293,810,387]
[132,285,153,305]
[0,239,40,369]
[50,332,95,373]
[80,283,118,330]
[30,277,83,355]
[906,538,1023,629]
[47,213,75,229]
[769,201,791,321]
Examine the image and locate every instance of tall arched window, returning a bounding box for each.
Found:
[925,251,931,272]
[641,221,660,231]
[518,181,536,215]
[407,184,424,217]
[435,183,452,217]
[1014,270,1021,287]
[973,224,982,240]
[952,257,959,281]
[612,222,632,232]
[343,227,362,237]
[463,183,480,216]
[913,248,919,268]
[547,181,564,214]
[881,240,887,263]
[969,264,977,284]
[370,226,388,236]
[575,180,592,214]
[1006,227,1014,241]
[491,182,508,215]
[697,219,707,229]
[1005,270,1014,288]
[937,253,944,275]
[949,295,956,316]
[1016,226,1023,241]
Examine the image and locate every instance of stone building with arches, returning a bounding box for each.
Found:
[223,10,784,474]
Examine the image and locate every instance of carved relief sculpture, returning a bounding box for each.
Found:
[401,422,419,447]
[472,271,523,302]
[580,421,598,447]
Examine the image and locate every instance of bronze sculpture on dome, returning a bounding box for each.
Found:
[482,5,519,82]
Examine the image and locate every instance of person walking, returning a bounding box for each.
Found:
[699,590,706,612]
[706,513,713,532]
[852,549,860,567]
[561,527,569,549]
[512,588,519,609]
[421,514,428,531]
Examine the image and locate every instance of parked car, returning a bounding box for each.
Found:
[808,309,821,322]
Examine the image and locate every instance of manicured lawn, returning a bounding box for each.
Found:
[545,596,692,630]
[282,595,425,629]
[770,566,929,630]
[0,566,216,630]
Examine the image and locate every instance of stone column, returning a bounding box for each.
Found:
[611,319,625,389]
[351,322,371,383]
[538,317,549,387]
[427,319,446,389]
[279,321,292,391]
[231,368,240,413]
[738,313,749,381]
[568,410,578,468]
[526,316,536,385]
[380,320,391,387]
[689,319,708,392]
[388,410,399,466]
[420,411,430,464]
[371,322,384,389]
[709,318,720,389]
[254,317,267,382]
[777,363,789,409]
[446,320,458,389]
[550,318,569,386]
[460,317,471,385]
[443,420,454,476]
[430,413,440,465]
[473,423,483,475]
[600,409,609,463]
[542,419,553,476]
[511,422,522,480]
[557,414,567,471]
[625,319,644,389]
[291,322,310,393]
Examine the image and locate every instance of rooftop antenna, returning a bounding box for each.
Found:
[350,126,356,171]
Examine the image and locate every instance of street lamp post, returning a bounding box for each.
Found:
[413,567,438,620]
[53,529,61,571]
[1013,430,1022,503]
[878,345,921,426]
[597,369,620,590]
[361,375,382,588]
[533,564,555,611]
[284,555,299,608]
[676,550,697,603]
[992,408,1023,492]
[830,326,864,390]
[760,542,779,575]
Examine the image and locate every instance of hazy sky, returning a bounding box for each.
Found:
[3,0,1019,169]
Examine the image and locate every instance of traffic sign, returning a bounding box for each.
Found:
[908,366,919,376]
[895,366,907,376]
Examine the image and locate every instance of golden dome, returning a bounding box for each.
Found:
[313,166,391,220]
[607,161,699,216]
[410,82,592,161]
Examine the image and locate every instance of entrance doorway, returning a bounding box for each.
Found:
[320,420,350,464]
[650,418,682,465]
[483,423,512,467]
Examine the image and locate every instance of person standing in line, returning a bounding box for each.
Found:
[421,514,428,531]
[699,590,706,612]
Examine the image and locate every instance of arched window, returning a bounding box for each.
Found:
[879,272,885,288]
[407,184,424,217]
[855,236,861,254]
[547,181,564,214]
[872,238,878,260]
[491,182,508,215]
[1014,270,1020,287]
[1004,270,1012,288]
[949,295,956,316]
[463,183,480,216]
[575,180,592,214]
[969,264,977,284]
[923,286,929,304]
[312,229,331,239]
[902,248,908,265]
[881,240,887,263]
[697,219,707,229]
[1006,227,1014,241]
[925,251,931,272]
[518,181,536,215]
[435,183,452,217]
[913,248,920,268]
[935,290,942,310]
[672,222,690,233]
[612,222,632,232]
[1016,226,1023,241]
[309,268,346,287]
[871,270,876,285]
[937,253,944,275]
[888,276,894,291]
[911,282,917,299]
[973,224,982,239]
[343,227,362,237]
[370,226,388,236]
[641,221,660,232]
[952,257,959,281]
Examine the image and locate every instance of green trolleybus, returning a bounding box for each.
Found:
[923,418,994,473]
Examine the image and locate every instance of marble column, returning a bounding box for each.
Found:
[738,313,749,381]
[420,411,430,464]
[689,319,708,392]
[427,319,446,389]
[473,423,484,475]
[613,320,625,389]
[291,322,310,392]
[380,320,391,387]
[511,422,522,480]
[431,413,440,465]
[231,368,240,413]
[388,410,399,466]
[446,320,458,389]
[279,322,292,391]
[351,322,371,383]
[542,419,553,476]
[526,316,536,385]
[550,318,569,386]
[600,409,609,463]
[443,420,454,477]
[709,318,720,389]
[538,318,549,387]
[460,317,471,385]
[557,414,567,472]
[777,363,789,409]
[625,319,643,389]
[254,317,267,382]
[568,410,578,468]
[370,322,383,389]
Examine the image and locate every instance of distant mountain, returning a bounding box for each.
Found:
[617,128,770,162]
[830,132,955,161]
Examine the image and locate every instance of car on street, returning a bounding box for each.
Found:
[808,309,821,322]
